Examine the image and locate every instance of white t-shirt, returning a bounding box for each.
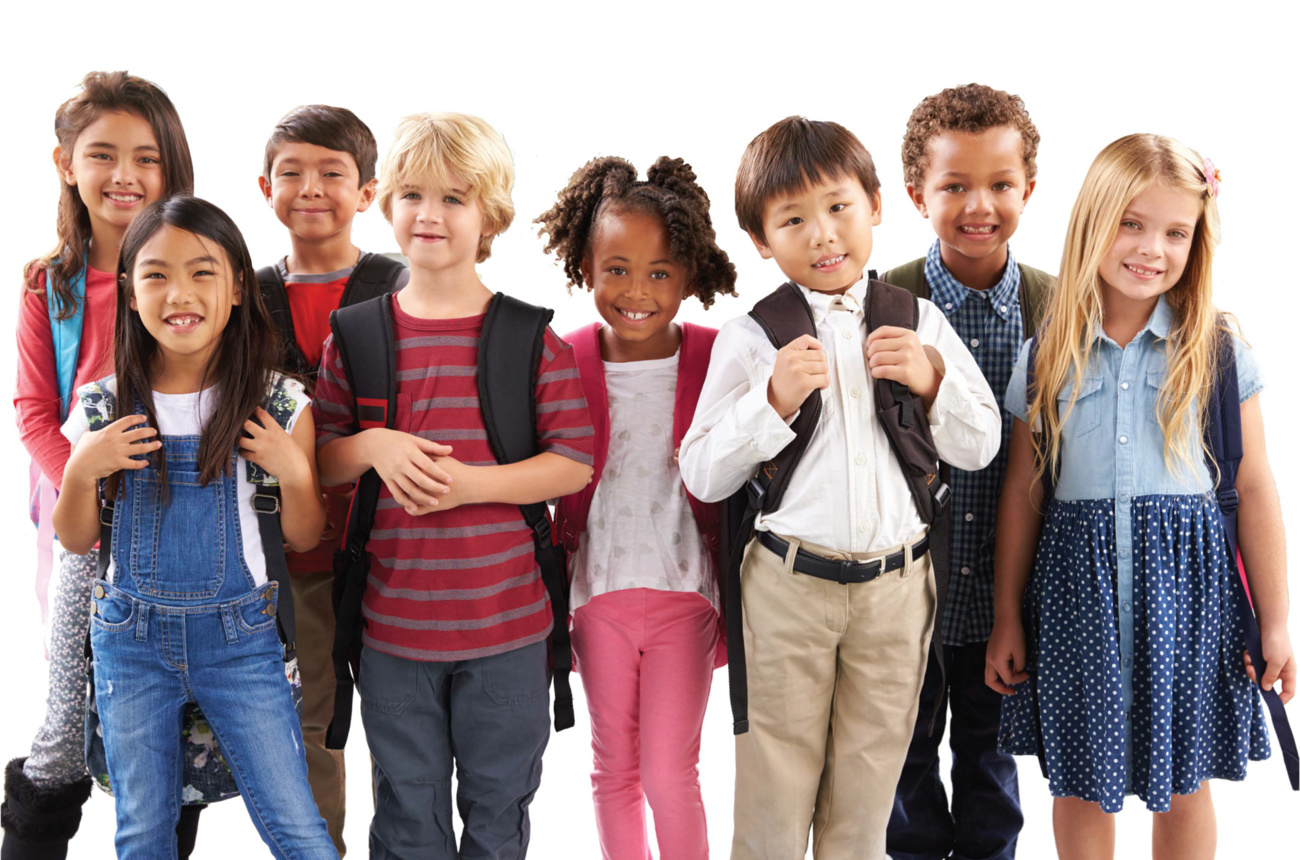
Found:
[568,353,717,612]
[62,377,310,586]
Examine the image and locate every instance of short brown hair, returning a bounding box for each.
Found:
[902,84,1040,188]
[263,105,377,186]
[735,116,880,244]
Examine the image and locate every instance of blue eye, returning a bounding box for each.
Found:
[444,196,462,205]
[401,191,421,200]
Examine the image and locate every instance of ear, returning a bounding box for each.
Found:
[257,175,273,204]
[232,273,244,306]
[906,184,929,218]
[54,146,75,186]
[870,192,883,227]
[748,231,773,260]
[1021,178,1037,210]
[356,177,378,213]
[579,254,593,286]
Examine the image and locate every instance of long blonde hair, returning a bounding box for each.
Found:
[1028,133,1224,489]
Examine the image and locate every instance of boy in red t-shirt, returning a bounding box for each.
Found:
[256,104,407,856]
[312,111,593,857]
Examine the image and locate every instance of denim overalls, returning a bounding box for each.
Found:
[90,424,336,859]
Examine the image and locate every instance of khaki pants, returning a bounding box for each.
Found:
[292,568,348,856]
[732,532,936,860]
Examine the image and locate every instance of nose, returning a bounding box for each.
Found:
[812,211,836,247]
[629,273,651,299]
[165,277,196,306]
[111,159,137,187]
[1137,231,1164,258]
[301,172,323,198]
[966,187,993,214]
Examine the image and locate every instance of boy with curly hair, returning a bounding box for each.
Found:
[882,83,1055,860]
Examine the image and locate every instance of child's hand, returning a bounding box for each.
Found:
[240,408,310,485]
[985,617,1029,695]
[767,334,829,420]
[866,326,942,406]
[417,455,478,515]
[1244,626,1296,704]
[66,414,161,482]
[364,428,455,515]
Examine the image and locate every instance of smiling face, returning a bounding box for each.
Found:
[259,141,375,242]
[1098,182,1202,308]
[752,174,881,294]
[582,208,688,362]
[129,225,241,374]
[908,126,1034,286]
[58,110,165,245]
[390,170,489,278]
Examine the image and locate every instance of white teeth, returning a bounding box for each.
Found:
[621,310,651,320]
[814,254,845,268]
[1125,263,1160,275]
[107,193,141,202]
[960,226,996,234]
[166,316,200,326]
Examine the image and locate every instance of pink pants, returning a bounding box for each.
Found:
[571,588,719,860]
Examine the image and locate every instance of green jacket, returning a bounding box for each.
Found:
[880,257,1056,338]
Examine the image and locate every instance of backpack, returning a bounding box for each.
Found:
[256,252,407,382]
[879,256,1055,339]
[81,374,304,803]
[722,275,952,735]
[324,293,574,750]
[1025,333,1298,791]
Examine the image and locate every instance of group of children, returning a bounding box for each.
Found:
[1,70,1292,860]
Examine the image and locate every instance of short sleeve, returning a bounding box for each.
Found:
[312,333,357,448]
[1232,332,1263,403]
[1004,340,1033,421]
[61,404,89,447]
[534,328,594,466]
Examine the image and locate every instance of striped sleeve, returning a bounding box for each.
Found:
[534,327,593,466]
[311,333,357,448]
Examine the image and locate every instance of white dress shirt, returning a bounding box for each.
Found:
[679,279,1001,553]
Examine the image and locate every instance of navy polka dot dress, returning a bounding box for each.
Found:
[1000,299,1271,813]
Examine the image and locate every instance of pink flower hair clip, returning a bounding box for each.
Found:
[1202,158,1221,198]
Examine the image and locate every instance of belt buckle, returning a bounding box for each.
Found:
[838,557,880,584]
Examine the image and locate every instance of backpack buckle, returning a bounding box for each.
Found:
[99,502,115,527]
[1216,488,1239,514]
[745,476,767,511]
[252,493,281,515]
[531,517,552,545]
[933,482,951,513]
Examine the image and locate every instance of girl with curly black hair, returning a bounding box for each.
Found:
[539,156,735,859]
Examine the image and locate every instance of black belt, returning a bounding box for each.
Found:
[758,531,929,585]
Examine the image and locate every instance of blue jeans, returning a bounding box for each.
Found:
[887,642,1022,860]
[360,642,550,859]
[93,428,335,859]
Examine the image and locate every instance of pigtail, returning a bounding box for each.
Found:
[537,157,638,290]
[647,157,738,308]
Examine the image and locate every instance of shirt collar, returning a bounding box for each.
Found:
[923,240,1021,321]
[795,276,868,324]
[1089,293,1176,346]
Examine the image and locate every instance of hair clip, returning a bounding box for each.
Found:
[1202,158,1221,198]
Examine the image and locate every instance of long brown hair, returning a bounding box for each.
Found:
[27,71,194,319]
[1028,133,1224,489]
[110,197,281,496]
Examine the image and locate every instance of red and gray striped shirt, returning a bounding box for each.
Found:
[312,294,593,661]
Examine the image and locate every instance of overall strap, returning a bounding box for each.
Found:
[1204,330,1299,790]
[324,295,397,749]
[478,293,576,731]
[49,258,88,422]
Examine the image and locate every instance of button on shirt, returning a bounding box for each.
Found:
[924,240,1025,646]
[679,279,1001,553]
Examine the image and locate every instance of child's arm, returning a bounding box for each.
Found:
[316,429,454,513]
[411,452,591,513]
[52,414,162,555]
[16,278,75,487]
[240,407,326,553]
[679,320,810,503]
[984,418,1044,695]
[1235,393,1295,704]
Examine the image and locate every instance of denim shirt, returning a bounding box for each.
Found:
[1005,295,1262,503]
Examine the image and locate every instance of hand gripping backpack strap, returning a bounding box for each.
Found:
[477,293,575,730]
[864,277,951,731]
[324,295,397,750]
[1204,329,1299,790]
[721,282,821,734]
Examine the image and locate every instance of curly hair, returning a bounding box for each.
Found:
[536,156,737,309]
[902,83,1040,188]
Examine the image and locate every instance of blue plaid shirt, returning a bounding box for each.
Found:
[924,240,1023,646]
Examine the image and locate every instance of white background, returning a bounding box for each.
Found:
[1,1,1296,857]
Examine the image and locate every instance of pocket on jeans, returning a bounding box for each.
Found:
[482,644,547,707]
[359,647,417,715]
[234,584,280,634]
[90,584,136,632]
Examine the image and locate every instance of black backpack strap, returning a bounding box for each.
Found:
[324,295,397,750]
[865,277,951,732]
[477,293,576,732]
[256,263,313,379]
[339,252,407,308]
[1204,329,1298,791]
[720,282,820,735]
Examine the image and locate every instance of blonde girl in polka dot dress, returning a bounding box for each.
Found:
[984,134,1294,859]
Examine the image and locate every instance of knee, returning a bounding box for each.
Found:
[640,757,700,809]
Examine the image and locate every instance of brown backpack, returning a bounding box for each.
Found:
[722,274,951,735]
